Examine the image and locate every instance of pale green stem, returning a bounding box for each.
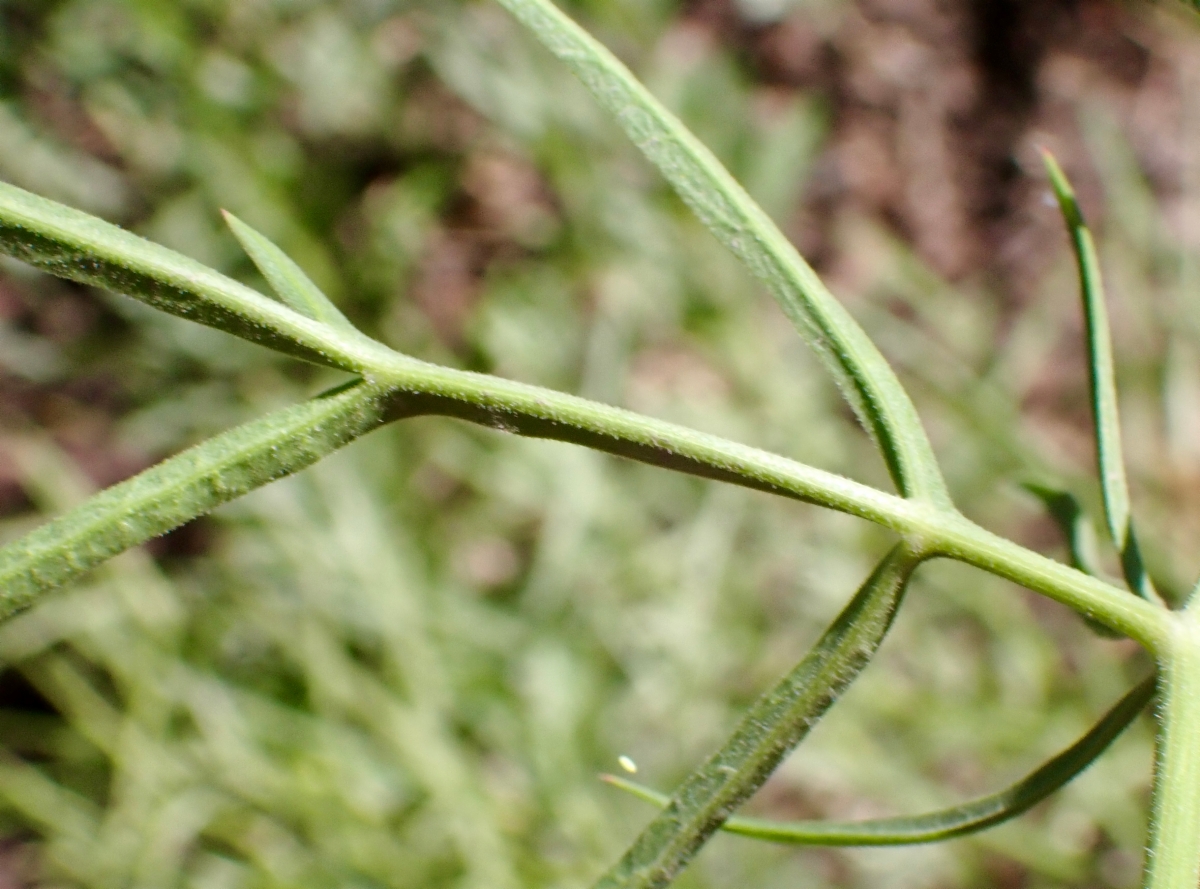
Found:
[1144,617,1200,889]
[0,346,1171,650]
[360,352,1170,651]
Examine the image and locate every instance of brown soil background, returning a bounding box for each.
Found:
[697,0,1198,300]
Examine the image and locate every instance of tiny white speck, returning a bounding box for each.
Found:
[618,755,638,774]
[1042,191,1057,207]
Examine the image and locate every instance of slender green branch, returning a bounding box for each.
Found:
[0,180,387,373]
[0,91,1169,651]
[593,545,923,889]
[364,355,1170,649]
[604,674,1155,845]
[1144,625,1200,889]
[493,0,951,506]
[0,323,1172,648]
[0,160,1172,651]
[0,380,402,618]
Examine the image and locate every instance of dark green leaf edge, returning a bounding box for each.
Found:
[1022,483,1106,578]
[603,673,1155,846]
[593,544,923,889]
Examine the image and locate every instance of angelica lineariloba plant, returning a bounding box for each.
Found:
[0,1,1193,888]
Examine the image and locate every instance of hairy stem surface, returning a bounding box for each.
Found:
[1144,620,1200,889]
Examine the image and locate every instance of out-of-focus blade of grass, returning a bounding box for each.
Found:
[240,462,522,889]
[0,180,374,371]
[0,749,102,881]
[592,543,922,889]
[603,673,1154,845]
[222,211,356,332]
[493,0,952,508]
[1042,152,1161,606]
[0,102,128,218]
[0,380,401,616]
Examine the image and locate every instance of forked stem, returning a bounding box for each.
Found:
[1144,618,1200,889]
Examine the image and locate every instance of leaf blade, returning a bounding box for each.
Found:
[0,179,373,372]
[592,544,922,889]
[0,380,403,618]
[604,674,1155,846]
[222,211,356,332]
[494,0,951,507]
[1042,152,1161,605]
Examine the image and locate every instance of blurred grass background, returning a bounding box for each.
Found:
[0,0,1199,886]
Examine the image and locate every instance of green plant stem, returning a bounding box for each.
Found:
[364,355,1170,650]
[0,131,1170,650]
[493,0,950,506]
[0,345,1171,649]
[0,380,401,617]
[0,180,387,373]
[1144,619,1200,889]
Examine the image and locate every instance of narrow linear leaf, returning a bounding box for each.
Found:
[604,673,1155,846]
[222,211,355,332]
[0,380,406,619]
[593,544,922,889]
[1042,152,1161,606]
[0,180,372,372]
[493,0,951,507]
[1023,483,1122,637]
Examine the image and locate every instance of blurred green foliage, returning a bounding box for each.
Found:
[0,0,1192,886]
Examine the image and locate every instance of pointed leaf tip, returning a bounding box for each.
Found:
[1041,151,1084,229]
[223,211,356,332]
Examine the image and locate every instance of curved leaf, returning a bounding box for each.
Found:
[603,674,1155,845]
[1042,152,1161,606]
